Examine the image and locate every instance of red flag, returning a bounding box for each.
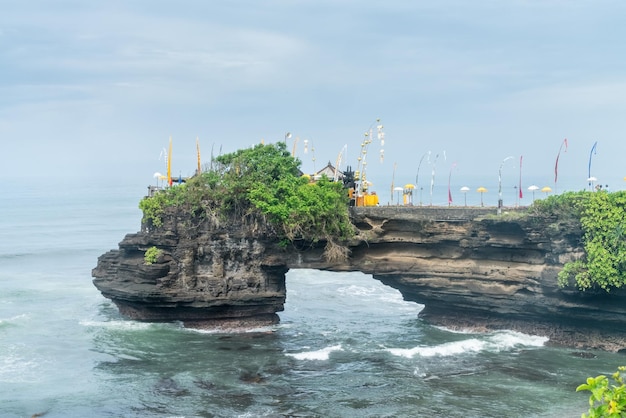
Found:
[448,162,457,206]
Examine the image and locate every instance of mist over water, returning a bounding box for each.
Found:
[0,179,623,417]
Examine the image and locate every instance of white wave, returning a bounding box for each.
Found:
[386,330,548,358]
[488,330,548,349]
[183,324,277,335]
[388,338,485,358]
[0,313,29,326]
[336,284,424,313]
[286,344,343,361]
[79,319,154,331]
[0,355,35,382]
[433,325,476,334]
[337,284,378,297]
[0,347,44,383]
[377,292,420,306]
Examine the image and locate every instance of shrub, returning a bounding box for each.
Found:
[138,143,354,258]
[577,366,626,417]
[144,246,162,265]
[555,191,626,292]
[139,182,188,228]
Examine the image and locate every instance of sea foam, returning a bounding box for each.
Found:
[79,319,154,331]
[183,324,277,335]
[386,330,548,358]
[0,313,29,327]
[388,338,485,358]
[286,344,343,361]
[0,346,44,383]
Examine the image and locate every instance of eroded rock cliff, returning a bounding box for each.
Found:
[343,207,626,351]
[92,205,626,351]
[92,211,287,328]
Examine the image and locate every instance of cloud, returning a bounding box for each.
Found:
[500,80,626,113]
[1,3,309,106]
[2,0,626,189]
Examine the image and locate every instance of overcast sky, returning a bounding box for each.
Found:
[2,1,626,203]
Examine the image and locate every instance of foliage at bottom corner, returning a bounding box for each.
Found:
[577,366,626,417]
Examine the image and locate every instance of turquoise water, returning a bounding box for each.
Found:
[0,179,623,417]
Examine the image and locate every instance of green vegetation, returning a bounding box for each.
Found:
[577,366,626,417]
[530,190,587,222]
[529,190,626,292]
[144,246,162,265]
[139,142,354,260]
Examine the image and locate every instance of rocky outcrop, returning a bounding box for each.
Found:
[92,206,626,351]
[342,207,626,352]
[92,212,288,329]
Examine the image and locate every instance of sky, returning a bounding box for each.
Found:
[2,1,626,204]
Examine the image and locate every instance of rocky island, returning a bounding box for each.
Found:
[92,144,626,351]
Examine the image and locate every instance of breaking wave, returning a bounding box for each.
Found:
[286,344,343,361]
[386,330,548,358]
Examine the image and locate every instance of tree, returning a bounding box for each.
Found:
[138,142,354,260]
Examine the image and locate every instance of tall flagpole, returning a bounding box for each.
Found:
[518,155,523,206]
[415,151,430,206]
[554,138,568,193]
[391,162,397,204]
[498,156,514,214]
[588,141,598,190]
[196,137,201,175]
[429,153,440,206]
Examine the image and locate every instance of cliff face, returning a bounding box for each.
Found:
[341,207,626,351]
[92,206,626,351]
[92,212,288,328]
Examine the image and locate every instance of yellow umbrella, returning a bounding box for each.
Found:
[403,184,415,205]
[541,186,552,196]
[477,187,487,207]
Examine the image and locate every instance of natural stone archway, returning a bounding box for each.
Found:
[92,206,626,351]
[279,268,424,330]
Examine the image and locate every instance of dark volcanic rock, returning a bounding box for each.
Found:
[92,211,286,329]
[93,205,626,351]
[342,207,626,352]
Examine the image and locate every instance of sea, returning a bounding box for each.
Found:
[1,177,624,418]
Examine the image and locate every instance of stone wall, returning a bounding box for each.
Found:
[352,205,501,221]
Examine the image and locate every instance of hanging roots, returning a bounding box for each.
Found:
[323,239,350,263]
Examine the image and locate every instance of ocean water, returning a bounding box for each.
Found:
[1,178,624,418]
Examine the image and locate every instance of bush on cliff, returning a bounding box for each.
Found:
[139,184,187,228]
[144,246,162,264]
[139,142,354,258]
[530,190,587,222]
[532,190,626,292]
